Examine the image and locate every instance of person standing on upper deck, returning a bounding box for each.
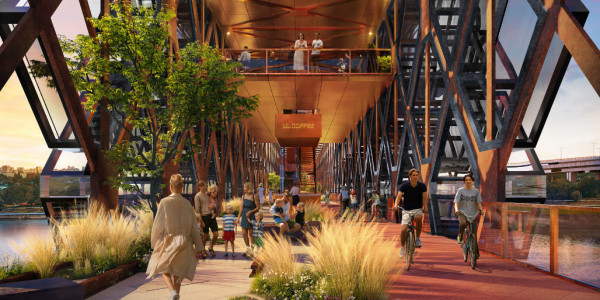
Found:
[311,32,323,72]
[293,33,307,71]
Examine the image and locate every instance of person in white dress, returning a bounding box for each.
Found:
[293,33,307,71]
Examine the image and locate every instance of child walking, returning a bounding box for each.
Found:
[252,212,265,253]
[222,205,238,257]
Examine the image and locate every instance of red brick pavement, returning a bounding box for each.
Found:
[325,202,599,299]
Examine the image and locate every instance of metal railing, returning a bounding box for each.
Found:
[478,202,600,288]
[222,48,392,74]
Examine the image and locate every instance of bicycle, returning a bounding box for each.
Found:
[458,210,480,269]
[372,204,386,222]
[399,207,418,271]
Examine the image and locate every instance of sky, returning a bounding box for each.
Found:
[0,0,598,168]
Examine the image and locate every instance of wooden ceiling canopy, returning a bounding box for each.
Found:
[239,74,393,144]
[206,0,389,49]
[206,0,393,146]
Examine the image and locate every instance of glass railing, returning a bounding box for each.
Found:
[479,202,600,288]
[222,48,393,74]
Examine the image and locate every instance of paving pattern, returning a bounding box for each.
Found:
[91,203,600,299]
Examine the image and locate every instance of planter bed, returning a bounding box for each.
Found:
[80,260,139,298]
[0,260,140,299]
[0,262,73,284]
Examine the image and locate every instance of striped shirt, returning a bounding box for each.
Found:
[252,220,264,237]
[222,214,237,231]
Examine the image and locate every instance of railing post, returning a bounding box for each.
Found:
[349,50,352,74]
[501,203,508,257]
[265,50,268,74]
[549,206,559,274]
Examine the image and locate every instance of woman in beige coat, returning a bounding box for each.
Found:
[146,174,204,300]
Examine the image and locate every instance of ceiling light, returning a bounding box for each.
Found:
[368,31,373,35]
[227,31,231,36]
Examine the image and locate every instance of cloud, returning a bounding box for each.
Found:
[536,69,600,160]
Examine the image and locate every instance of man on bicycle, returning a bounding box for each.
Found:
[454,174,483,243]
[394,168,428,258]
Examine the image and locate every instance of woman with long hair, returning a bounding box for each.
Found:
[293,33,307,71]
[236,182,260,257]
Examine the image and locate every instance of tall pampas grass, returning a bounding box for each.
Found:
[256,234,297,277]
[303,202,324,222]
[10,234,58,278]
[222,196,243,216]
[306,216,398,299]
[52,201,109,264]
[105,212,139,265]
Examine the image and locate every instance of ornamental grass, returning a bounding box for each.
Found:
[222,196,243,216]
[303,202,325,222]
[10,234,58,278]
[255,233,297,277]
[306,215,398,300]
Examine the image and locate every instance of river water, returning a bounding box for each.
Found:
[0,219,51,258]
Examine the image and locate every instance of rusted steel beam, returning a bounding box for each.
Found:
[78,0,97,37]
[425,42,430,155]
[0,0,62,90]
[549,206,559,274]
[486,0,495,141]
[190,0,201,42]
[557,6,600,96]
[499,3,560,168]
[38,24,98,172]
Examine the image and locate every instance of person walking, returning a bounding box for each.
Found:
[394,168,428,258]
[258,183,266,206]
[236,182,260,257]
[194,180,214,259]
[340,186,350,213]
[293,33,307,71]
[290,182,300,208]
[146,174,203,300]
[454,174,483,243]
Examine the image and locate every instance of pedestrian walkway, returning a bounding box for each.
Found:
[92,202,600,300]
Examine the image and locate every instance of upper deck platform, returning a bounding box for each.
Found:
[230,48,394,143]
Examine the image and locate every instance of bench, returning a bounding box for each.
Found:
[0,277,83,300]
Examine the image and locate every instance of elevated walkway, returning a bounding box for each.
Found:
[91,203,599,299]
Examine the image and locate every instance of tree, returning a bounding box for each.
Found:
[267,172,281,192]
[61,3,258,214]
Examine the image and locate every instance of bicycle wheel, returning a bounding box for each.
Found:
[469,233,478,269]
[462,233,469,262]
[406,230,415,271]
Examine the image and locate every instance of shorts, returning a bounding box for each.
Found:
[350,202,358,209]
[222,230,235,242]
[401,208,423,226]
[292,195,300,206]
[201,215,219,234]
[274,216,284,224]
[254,236,264,247]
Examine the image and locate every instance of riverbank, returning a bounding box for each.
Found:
[0,213,46,220]
[0,207,45,219]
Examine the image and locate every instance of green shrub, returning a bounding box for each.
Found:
[0,255,31,281]
[377,55,391,72]
[251,268,326,300]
